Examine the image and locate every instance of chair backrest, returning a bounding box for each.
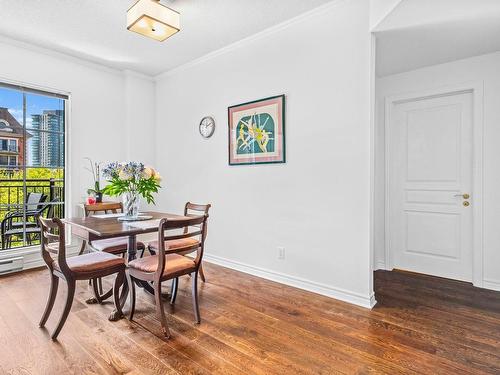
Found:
[38,217,70,275]
[84,202,123,217]
[156,214,209,280]
[184,202,211,216]
[26,192,47,211]
[38,198,60,219]
[183,202,211,239]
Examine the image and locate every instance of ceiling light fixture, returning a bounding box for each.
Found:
[127,0,180,42]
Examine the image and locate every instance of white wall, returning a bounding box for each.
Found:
[124,71,156,165]
[0,39,155,216]
[155,0,374,307]
[375,51,500,291]
[369,0,403,30]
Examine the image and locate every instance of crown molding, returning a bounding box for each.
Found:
[154,0,348,81]
[123,69,156,82]
[0,35,154,80]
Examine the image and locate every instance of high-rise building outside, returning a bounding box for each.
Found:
[31,110,64,167]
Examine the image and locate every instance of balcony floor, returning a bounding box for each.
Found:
[0,263,499,374]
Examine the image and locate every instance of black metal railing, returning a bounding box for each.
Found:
[0,178,65,249]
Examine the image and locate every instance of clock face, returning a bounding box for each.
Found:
[199,116,215,138]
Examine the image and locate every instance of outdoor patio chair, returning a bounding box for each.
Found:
[1,197,58,249]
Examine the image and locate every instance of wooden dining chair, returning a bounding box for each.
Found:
[38,217,126,340]
[148,202,211,282]
[80,202,146,257]
[81,202,147,301]
[127,214,209,338]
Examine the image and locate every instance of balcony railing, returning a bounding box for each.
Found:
[0,178,65,250]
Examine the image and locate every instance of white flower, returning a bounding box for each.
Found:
[118,169,130,180]
[153,170,162,183]
[142,167,154,179]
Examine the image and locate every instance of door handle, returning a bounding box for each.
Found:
[454,193,470,199]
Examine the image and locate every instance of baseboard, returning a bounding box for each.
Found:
[0,244,81,273]
[375,260,387,271]
[203,254,376,309]
[483,278,500,292]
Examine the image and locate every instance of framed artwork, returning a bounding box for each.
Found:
[228,94,286,165]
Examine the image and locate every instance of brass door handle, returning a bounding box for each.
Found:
[454,193,470,199]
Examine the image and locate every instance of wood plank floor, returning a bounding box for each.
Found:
[0,264,499,374]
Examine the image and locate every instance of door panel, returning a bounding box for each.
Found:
[388,92,473,282]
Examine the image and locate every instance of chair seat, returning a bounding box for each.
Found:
[91,237,145,254]
[148,237,200,252]
[54,252,125,274]
[129,254,196,276]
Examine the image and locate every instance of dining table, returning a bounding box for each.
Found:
[63,211,191,320]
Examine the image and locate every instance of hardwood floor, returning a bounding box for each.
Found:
[0,264,499,374]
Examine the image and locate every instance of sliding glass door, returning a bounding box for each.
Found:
[0,83,66,250]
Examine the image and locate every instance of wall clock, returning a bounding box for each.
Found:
[199,116,215,138]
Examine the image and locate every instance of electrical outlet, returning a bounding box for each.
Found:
[277,246,285,260]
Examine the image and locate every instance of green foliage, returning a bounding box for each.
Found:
[102,175,160,205]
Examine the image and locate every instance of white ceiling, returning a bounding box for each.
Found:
[375,0,500,76]
[0,0,333,77]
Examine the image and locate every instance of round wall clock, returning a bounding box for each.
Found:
[199,116,216,139]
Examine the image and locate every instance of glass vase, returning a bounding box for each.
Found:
[122,191,139,218]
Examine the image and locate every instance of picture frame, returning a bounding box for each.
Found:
[228,94,286,165]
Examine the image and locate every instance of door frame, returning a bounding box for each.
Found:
[384,82,484,287]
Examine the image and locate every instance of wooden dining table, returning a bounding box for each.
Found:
[63,211,190,320]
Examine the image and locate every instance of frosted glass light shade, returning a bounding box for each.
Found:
[127,0,180,42]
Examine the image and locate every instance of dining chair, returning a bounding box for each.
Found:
[127,214,209,338]
[80,202,146,257]
[81,202,146,301]
[38,217,126,340]
[148,202,211,282]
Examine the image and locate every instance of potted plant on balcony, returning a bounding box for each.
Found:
[101,162,161,219]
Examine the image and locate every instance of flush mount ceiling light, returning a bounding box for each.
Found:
[127,0,180,42]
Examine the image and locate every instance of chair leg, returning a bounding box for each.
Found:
[154,281,171,338]
[126,271,136,321]
[111,270,125,320]
[91,278,103,304]
[98,278,103,295]
[78,241,86,255]
[39,274,59,328]
[51,280,75,340]
[170,278,178,305]
[199,264,206,283]
[192,272,201,324]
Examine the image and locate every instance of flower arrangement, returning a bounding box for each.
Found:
[102,162,161,217]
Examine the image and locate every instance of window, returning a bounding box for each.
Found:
[9,139,17,152]
[0,82,67,250]
[0,139,18,152]
[0,155,17,166]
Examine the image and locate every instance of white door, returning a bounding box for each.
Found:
[387,91,473,282]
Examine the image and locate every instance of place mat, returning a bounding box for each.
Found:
[91,213,124,219]
[125,218,161,229]
[118,215,153,222]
